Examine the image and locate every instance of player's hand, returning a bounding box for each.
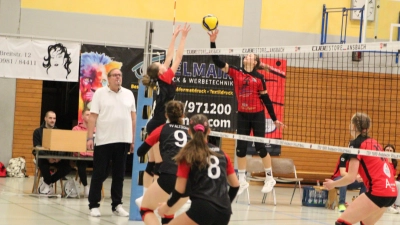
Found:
[181,23,191,37]
[157,202,169,217]
[208,29,219,42]
[274,120,286,130]
[173,25,181,37]
[130,143,134,153]
[356,175,363,182]
[323,179,335,190]
[87,139,94,151]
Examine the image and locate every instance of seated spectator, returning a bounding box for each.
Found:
[32,111,71,195]
[384,144,400,214]
[72,108,93,197]
[331,153,366,212]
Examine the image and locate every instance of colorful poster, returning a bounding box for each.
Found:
[78,44,143,122]
[247,58,287,156]
[0,37,80,81]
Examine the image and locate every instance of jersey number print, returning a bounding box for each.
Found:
[208,155,221,179]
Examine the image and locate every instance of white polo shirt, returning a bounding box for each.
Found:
[90,86,136,146]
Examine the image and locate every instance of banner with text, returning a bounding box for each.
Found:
[0,37,80,81]
[174,55,240,133]
[78,44,144,122]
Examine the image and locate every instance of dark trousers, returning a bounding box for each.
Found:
[88,143,129,210]
[38,159,71,185]
[76,161,93,186]
[236,111,266,155]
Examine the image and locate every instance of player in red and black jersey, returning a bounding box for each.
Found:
[158,114,240,225]
[383,144,400,212]
[324,113,397,225]
[208,29,285,195]
[331,153,366,212]
[137,101,190,225]
[138,23,191,206]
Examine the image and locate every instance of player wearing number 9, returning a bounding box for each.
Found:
[137,101,190,225]
[157,114,240,225]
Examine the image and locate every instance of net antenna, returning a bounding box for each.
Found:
[172,0,177,35]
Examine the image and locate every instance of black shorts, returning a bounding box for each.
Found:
[365,192,397,208]
[146,118,166,134]
[186,199,231,225]
[157,173,189,197]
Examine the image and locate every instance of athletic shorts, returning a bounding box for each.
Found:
[365,192,397,208]
[146,118,166,135]
[157,173,188,196]
[186,199,231,225]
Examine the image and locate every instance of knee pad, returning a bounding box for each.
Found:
[145,162,155,176]
[236,149,247,158]
[257,148,268,158]
[161,214,174,224]
[139,207,154,220]
[335,219,352,225]
[154,163,161,176]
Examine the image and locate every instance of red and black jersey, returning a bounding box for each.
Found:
[331,153,350,180]
[227,66,266,113]
[137,123,189,175]
[176,143,235,213]
[347,135,397,197]
[153,68,176,121]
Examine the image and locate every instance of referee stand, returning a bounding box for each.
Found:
[129,21,154,221]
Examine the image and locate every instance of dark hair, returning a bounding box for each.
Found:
[174,114,219,170]
[165,101,184,124]
[142,63,159,88]
[107,68,122,77]
[43,43,72,77]
[45,110,56,118]
[81,108,90,115]
[384,144,397,169]
[351,112,371,137]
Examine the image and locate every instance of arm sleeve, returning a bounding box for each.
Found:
[137,125,163,156]
[210,42,227,69]
[137,142,152,157]
[338,154,348,168]
[158,68,174,85]
[224,152,235,175]
[33,129,41,147]
[260,93,277,121]
[90,89,100,114]
[177,161,190,178]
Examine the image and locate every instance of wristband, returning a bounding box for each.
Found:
[87,137,94,141]
[167,189,184,207]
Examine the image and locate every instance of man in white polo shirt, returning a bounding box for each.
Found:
[86,68,136,217]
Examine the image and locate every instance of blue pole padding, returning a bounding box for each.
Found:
[129,81,154,221]
[321,4,326,45]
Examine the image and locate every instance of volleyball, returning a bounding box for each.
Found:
[202,14,218,31]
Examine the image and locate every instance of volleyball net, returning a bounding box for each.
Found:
[161,42,400,159]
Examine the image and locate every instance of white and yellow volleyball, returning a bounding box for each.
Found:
[202,14,218,31]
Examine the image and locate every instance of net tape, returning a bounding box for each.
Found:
[209,131,400,160]
[183,42,400,55]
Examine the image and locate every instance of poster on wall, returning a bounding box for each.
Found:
[246,58,287,156]
[78,44,144,122]
[0,37,80,81]
[174,55,240,133]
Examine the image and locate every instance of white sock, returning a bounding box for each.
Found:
[238,170,246,182]
[143,187,147,195]
[265,168,273,180]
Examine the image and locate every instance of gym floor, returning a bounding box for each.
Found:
[0,176,398,225]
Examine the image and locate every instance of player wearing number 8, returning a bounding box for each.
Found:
[137,101,190,225]
[158,114,240,225]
